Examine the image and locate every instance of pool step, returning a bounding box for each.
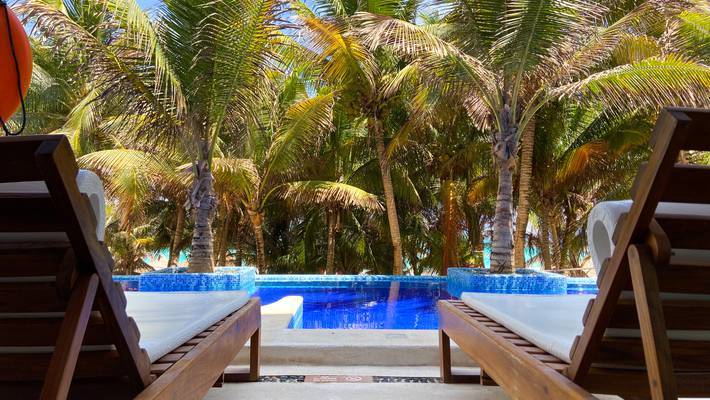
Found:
[232,329,475,367]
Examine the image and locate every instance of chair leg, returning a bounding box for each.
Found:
[440,329,453,383]
[213,373,224,387]
[249,329,260,382]
[480,369,497,386]
[41,274,99,400]
[628,244,678,400]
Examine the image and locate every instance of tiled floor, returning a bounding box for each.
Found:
[205,382,512,400]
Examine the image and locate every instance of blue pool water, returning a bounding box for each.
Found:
[255,277,598,330]
[256,280,454,330]
[114,272,598,330]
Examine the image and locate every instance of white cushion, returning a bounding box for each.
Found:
[126,291,250,362]
[462,292,710,364]
[462,293,591,362]
[0,169,106,241]
[587,201,710,275]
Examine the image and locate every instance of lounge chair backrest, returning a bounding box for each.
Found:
[566,108,710,395]
[0,135,151,399]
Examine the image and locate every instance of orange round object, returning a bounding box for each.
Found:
[0,4,32,122]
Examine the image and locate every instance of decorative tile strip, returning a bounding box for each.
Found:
[446,267,568,297]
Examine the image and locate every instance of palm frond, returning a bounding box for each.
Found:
[299,16,376,89]
[280,180,383,211]
[266,91,336,176]
[205,0,282,127]
[551,55,710,113]
[102,0,187,115]
[211,157,261,199]
[353,12,497,103]
[494,0,605,107]
[553,1,669,80]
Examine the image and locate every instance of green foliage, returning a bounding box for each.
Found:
[19,0,710,275]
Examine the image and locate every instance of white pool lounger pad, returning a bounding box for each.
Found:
[587,200,710,274]
[126,291,250,362]
[461,293,592,363]
[461,292,710,364]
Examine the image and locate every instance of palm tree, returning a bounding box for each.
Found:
[280,181,383,273]
[530,102,653,272]
[295,0,423,274]
[22,0,286,272]
[356,0,710,272]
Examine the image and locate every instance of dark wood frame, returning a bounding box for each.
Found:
[0,135,260,399]
[440,108,710,400]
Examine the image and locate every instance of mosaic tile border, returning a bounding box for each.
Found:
[253,375,441,383]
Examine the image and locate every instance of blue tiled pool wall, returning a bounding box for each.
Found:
[114,266,256,293]
[446,268,569,297]
[257,274,446,282]
[113,275,140,291]
[256,274,446,289]
[113,269,597,296]
[565,277,598,294]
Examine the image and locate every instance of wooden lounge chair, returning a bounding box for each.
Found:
[439,107,710,399]
[0,135,260,399]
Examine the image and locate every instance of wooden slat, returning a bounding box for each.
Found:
[172,346,194,353]
[655,264,710,294]
[660,164,710,204]
[150,364,172,376]
[41,274,99,400]
[568,108,693,381]
[0,136,153,396]
[595,337,710,371]
[654,214,710,250]
[630,164,710,205]
[438,301,593,399]
[629,244,676,400]
[0,135,65,183]
[652,108,710,151]
[0,243,70,277]
[0,194,64,232]
[609,298,710,330]
[0,315,113,346]
[0,281,66,313]
[0,351,124,382]
[156,353,183,363]
[611,213,629,245]
[135,299,261,400]
[583,368,710,398]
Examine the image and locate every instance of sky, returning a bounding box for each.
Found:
[137,0,161,10]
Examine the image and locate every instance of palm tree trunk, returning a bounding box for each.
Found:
[441,179,460,275]
[513,119,535,268]
[234,220,243,266]
[325,209,337,274]
[248,208,266,273]
[537,208,553,270]
[370,116,404,275]
[188,158,216,273]
[548,208,562,269]
[490,105,517,274]
[216,208,232,266]
[168,204,185,267]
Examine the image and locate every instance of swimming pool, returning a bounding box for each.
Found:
[256,279,454,330]
[255,276,598,330]
[114,272,599,330]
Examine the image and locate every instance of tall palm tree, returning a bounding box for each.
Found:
[22,0,285,272]
[530,102,653,272]
[295,0,422,274]
[356,0,710,272]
